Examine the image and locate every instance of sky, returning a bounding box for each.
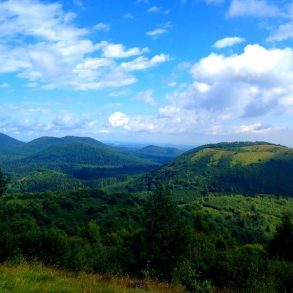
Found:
[0,0,293,146]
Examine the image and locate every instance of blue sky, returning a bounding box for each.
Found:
[0,0,293,146]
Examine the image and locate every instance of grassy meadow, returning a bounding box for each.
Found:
[0,263,184,293]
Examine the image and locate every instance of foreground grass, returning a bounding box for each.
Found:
[0,263,184,293]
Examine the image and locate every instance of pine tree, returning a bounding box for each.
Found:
[143,188,191,280]
[269,214,293,261]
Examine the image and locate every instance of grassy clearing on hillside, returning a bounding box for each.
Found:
[190,145,293,166]
[0,263,184,293]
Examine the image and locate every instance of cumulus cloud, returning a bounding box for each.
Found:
[213,37,246,49]
[0,0,167,91]
[127,44,292,137]
[189,44,293,116]
[227,0,280,18]
[109,112,129,129]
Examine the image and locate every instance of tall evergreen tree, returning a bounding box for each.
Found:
[143,188,191,281]
[268,214,293,261]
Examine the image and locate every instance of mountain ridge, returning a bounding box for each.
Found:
[129,141,293,198]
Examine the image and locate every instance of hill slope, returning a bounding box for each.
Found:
[130,142,293,198]
[0,264,182,293]
[0,134,159,192]
[0,133,25,155]
[21,136,110,155]
[135,145,184,164]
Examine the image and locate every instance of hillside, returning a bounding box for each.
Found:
[17,143,154,170]
[20,136,110,155]
[129,142,293,198]
[135,145,184,164]
[0,133,25,155]
[0,134,159,193]
[0,263,182,293]
[0,189,292,292]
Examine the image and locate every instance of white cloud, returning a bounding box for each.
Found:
[227,0,280,18]
[146,22,172,39]
[109,112,129,129]
[98,41,149,58]
[189,44,293,117]
[146,28,168,39]
[268,22,293,42]
[148,6,169,15]
[0,0,168,91]
[93,22,110,32]
[148,6,160,13]
[120,54,169,71]
[0,0,87,42]
[128,44,293,137]
[135,90,156,106]
[213,37,246,49]
[235,123,272,133]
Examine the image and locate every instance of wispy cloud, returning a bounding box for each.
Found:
[148,6,170,15]
[213,37,246,48]
[146,22,172,39]
[93,22,110,32]
[135,90,157,106]
[120,54,169,71]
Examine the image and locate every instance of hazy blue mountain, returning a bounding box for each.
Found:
[0,133,25,155]
[135,145,185,164]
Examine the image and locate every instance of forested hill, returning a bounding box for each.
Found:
[20,136,111,155]
[134,145,185,164]
[0,134,157,171]
[129,142,293,197]
[0,134,160,192]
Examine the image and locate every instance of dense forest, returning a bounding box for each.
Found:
[0,137,292,292]
[0,183,292,291]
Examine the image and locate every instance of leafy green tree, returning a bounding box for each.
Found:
[80,220,101,245]
[268,214,293,261]
[143,188,191,281]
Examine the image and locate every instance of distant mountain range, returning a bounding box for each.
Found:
[129,142,293,198]
[2,134,292,197]
[0,133,183,192]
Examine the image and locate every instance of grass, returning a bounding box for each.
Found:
[190,145,293,167]
[0,263,184,293]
